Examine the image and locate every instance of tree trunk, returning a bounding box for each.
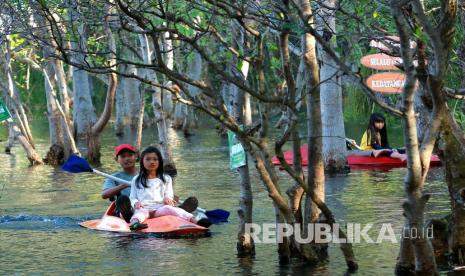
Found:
[43,65,65,147]
[297,0,328,262]
[392,5,439,273]
[284,8,310,227]
[124,66,142,134]
[52,59,72,124]
[114,76,127,136]
[53,58,77,160]
[5,121,15,153]
[143,34,176,175]
[441,120,465,266]
[244,140,297,261]
[181,50,202,135]
[302,9,324,226]
[135,91,145,150]
[396,95,438,270]
[173,103,186,130]
[114,64,142,143]
[443,0,465,266]
[152,89,176,174]
[71,74,95,151]
[413,41,432,144]
[1,37,41,164]
[294,57,308,112]
[228,22,254,257]
[459,0,465,115]
[2,37,35,146]
[287,125,305,226]
[7,120,43,165]
[162,32,174,122]
[67,0,97,157]
[40,32,64,148]
[395,238,415,275]
[316,0,347,173]
[236,160,254,257]
[32,6,78,162]
[88,5,118,162]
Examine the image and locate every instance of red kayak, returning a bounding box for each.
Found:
[271,144,442,168]
[80,202,209,237]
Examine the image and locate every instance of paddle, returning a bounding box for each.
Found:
[345,138,362,150]
[62,155,230,223]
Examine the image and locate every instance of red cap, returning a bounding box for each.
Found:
[114,144,137,156]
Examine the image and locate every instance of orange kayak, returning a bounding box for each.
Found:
[80,202,209,237]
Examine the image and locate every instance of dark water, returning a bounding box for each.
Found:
[0,120,450,275]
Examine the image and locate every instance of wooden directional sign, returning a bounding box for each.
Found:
[366,72,417,94]
[360,53,402,70]
[369,35,417,51]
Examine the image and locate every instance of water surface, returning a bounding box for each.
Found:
[0,120,450,275]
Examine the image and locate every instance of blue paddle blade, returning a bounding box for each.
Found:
[205,209,230,224]
[62,155,93,173]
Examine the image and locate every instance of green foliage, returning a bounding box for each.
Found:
[236,60,243,72]
[340,0,465,131]
[270,57,281,71]
[343,86,372,122]
[413,26,428,43]
[3,0,463,138]
[13,66,47,117]
[0,123,7,140]
[336,0,397,61]
[176,24,195,37]
[90,76,107,114]
[9,34,25,49]
[343,84,402,126]
[443,15,465,126]
[224,51,232,61]
[268,44,278,53]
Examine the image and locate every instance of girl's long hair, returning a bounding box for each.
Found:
[135,146,165,188]
[367,113,389,148]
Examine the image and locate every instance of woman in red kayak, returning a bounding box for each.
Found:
[128,146,210,230]
[360,113,407,162]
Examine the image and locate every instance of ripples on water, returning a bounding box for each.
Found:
[0,121,451,275]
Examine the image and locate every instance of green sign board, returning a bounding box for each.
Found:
[0,98,12,122]
[227,126,246,170]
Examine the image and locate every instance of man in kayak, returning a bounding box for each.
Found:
[102,144,199,222]
[101,144,137,201]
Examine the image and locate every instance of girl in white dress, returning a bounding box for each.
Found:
[129,146,209,230]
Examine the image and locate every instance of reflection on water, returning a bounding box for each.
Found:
[0,120,450,275]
